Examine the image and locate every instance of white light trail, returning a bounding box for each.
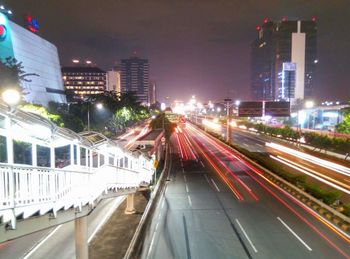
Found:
[266,142,350,176]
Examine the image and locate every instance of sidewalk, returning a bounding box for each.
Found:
[89,192,149,259]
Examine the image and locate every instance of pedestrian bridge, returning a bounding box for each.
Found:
[0,102,155,245]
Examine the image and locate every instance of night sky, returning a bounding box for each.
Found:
[3,0,350,103]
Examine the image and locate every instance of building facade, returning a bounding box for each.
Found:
[106,68,121,94]
[251,19,317,102]
[121,57,149,105]
[0,13,66,106]
[61,67,106,102]
[149,81,157,105]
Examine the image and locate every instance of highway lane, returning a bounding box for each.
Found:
[0,196,125,259]
[231,129,350,197]
[200,117,350,198]
[142,123,350,259]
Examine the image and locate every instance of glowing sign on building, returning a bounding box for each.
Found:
[0,24,6,40]
[26,15,39,33]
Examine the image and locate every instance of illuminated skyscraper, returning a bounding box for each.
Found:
[121,57,149,105]
[251,18,317,102]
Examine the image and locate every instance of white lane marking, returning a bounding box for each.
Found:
[204,174,210,185]
[88,196,125,243]
[23,225,62,259]
[147,232,157,258]
[185,183,189,193]
[182,167,185,174]
[155,222,160,231]
[200,161,205,168]
[235,219,258,253]
[211,178,220,192]
[277,217,312,251]
[161,199,165,209]
[183,174,187,183]
[187,195,192,207]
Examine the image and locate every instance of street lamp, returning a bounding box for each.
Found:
[305,100,314,109]
[87,102,103,131]
[1,88,21,107]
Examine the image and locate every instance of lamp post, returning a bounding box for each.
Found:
[87,102,103,131]
[224,98,232,143]
[1,88,21,111]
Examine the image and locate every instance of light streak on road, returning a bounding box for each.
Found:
[124,126,149,149]
[202,119,221,131]
[188,125,258,201]
[266,142,350,176]
[189,132,244,201]
[186,123,350,254]
[271,155,350,195]
[175,133,185,160]
[119,129,135,140]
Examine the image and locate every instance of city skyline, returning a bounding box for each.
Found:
[1,0,349,103]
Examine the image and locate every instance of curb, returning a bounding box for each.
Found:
[124,144,171,259]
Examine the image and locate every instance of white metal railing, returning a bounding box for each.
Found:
[0,161,153,223]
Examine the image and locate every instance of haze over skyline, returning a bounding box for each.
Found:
[3,0,349,103]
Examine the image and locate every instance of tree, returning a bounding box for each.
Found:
[0,57,38,94]
[336,102,350,134]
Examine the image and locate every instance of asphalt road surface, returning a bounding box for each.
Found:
[141,123,350,259]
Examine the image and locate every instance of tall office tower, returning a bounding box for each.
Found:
[149,81,157,105]
[251,18,317,102]
[121,57,149,105]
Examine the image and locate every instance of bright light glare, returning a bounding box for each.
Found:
[203,119,221,131]
[161,103,166,111]
[230,121,237,127]
[96,103,103,109]
[305,100,314,109]
[1,89,21,106]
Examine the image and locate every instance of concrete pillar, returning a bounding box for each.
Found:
[75,216,88,259]
[125,193,136,214]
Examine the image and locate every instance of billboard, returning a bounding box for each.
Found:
[265,101,290,117]
[238,102,263,117]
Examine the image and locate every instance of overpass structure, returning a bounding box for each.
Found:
[0,103,155,258]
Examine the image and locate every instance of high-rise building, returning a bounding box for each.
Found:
[251,18,317,102]
[0,12,66,106]
[149,81,157,105]
[61,66,106,102]
[106,66,121,94]
[121,57,149,105]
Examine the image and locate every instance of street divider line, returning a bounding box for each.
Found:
[211,178,220,192]
[88,196,125,243]
[235,219,258,253]
[23,225,62,259]
[277,217,312,251]
[185,183,189,193]
[187,195,192,207]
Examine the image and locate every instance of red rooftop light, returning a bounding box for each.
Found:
[256,26,261,31]
[312,16,317,22]
[281,17,287,22]
[264,18,269,23]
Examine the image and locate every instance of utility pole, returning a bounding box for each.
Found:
[224,98,232,143]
